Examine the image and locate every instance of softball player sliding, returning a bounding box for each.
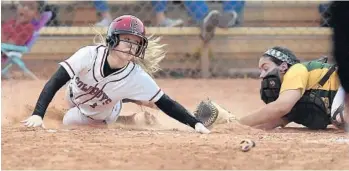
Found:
[21,15,210,134]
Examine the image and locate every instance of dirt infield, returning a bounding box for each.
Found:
[2,78,349,170]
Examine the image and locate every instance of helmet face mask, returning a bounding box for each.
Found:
[106,15,148,59]
[109,34,147,58]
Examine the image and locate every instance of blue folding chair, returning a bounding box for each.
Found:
[1,11,52,80]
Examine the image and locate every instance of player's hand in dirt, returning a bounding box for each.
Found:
[21,115,45,128]
[194,123,211,134]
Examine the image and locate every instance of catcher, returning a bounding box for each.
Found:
[195,46,348,130]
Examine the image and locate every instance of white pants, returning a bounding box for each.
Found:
[63,85,122,125]
[331,86,347,127]
[62,102,122,126]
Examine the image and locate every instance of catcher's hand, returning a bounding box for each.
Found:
[193,99,236,127]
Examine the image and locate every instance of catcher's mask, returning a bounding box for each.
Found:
[260,68,282,104]
[106,15,148,59]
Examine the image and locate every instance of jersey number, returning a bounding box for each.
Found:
[90,103,98,108]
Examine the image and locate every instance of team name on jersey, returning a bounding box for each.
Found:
[75,77,112,107]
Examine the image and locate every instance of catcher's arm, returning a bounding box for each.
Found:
[240,89,301,127]
[193,99,290,129]
[254,118,290,130]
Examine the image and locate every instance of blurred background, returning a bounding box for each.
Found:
[1,0,332,79]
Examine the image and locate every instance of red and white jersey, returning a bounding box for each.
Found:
[59,45,164,119]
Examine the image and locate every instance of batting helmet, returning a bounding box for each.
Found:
[106,15,148,58]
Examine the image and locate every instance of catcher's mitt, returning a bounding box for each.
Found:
[193,99,236,127]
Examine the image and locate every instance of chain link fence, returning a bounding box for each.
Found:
[1,0,333,79]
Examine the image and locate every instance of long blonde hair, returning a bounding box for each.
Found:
[134,35,166,76]
[93,30,166,77]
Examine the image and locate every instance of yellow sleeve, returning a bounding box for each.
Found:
[280,64,309,95]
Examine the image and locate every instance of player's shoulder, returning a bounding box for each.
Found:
[132,63,154,79]
[284,63,308,79]
[132,63,147,75]
[288,63,308,72]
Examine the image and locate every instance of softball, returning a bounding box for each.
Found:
[239,139,255,152]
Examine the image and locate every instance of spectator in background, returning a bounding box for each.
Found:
[39,0,60,26]
[184,1,245,27]
[150,1,245,41]
[151,1,184,27]
[318,2,332,27]
[184,1,245,42]
[2,1,43,46]
[94,0,113,27]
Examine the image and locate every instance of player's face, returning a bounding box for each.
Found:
[113,34,142,59]
[258,57,279,78]
[109,34,142,68]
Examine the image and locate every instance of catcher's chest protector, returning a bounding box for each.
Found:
[285,91,331,130]
[260,68,332,130]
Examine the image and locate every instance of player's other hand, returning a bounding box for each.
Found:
[21,115,45,128]
[195,122,210,134]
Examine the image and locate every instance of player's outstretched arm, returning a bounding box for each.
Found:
[154,94,210,134]
[122,99,158,109]
[21,66,71,128]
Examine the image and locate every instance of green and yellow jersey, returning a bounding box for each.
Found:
[280,61,340,110]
